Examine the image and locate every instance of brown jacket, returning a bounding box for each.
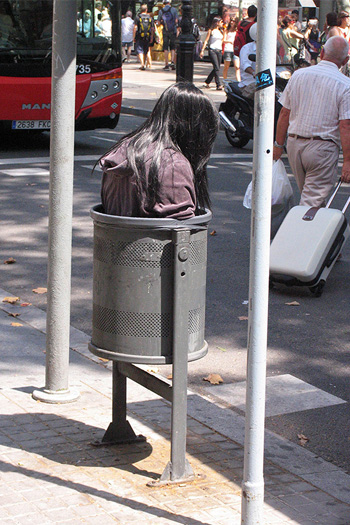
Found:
[100,140,196,219]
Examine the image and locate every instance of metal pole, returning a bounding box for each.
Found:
[33,0,79,404]
[158,229,195,484]
[241,0,277,523]
[239,0,244,20]
[176,0,195,83]
[319,0,335,28]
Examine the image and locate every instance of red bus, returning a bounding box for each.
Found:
[0,0,122,132]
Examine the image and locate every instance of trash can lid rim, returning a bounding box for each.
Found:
[90,204,212,228]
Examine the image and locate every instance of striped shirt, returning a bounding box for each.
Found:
[279,60,350,147]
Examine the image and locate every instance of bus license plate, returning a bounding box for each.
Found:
[12,120,51,130]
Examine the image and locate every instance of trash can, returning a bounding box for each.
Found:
[89,205,211,364]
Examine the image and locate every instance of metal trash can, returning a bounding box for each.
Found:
[89,205,211,364]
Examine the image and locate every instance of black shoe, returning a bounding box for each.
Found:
[163,65,170,70]
[170,63,176,70]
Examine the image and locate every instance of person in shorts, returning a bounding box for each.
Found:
[133,4,154,70]
[223,16,240,80]
[122,11,134,62]
[158,0,178,70]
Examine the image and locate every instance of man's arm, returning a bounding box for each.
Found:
[339,119,350,183]
[273,106,290,161]
[239,44,256,77]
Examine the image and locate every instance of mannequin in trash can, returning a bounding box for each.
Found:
[99,82,219,219]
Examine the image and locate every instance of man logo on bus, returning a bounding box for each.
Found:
[22,104,51,110]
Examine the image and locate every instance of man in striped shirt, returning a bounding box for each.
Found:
[273,37,350,207]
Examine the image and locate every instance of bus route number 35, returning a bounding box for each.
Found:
[76,64,91,74]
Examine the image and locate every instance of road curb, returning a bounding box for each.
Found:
[121,105,152,118]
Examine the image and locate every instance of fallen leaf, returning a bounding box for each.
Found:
[3,297,20,304]
[297,433,309,446]
[4,257,16,264]
[210,230,217,236]
[147,367,159,374]
[20,303,32,307]
[285,301,300,306]
[98,357,109,362]
[8,313,20,318]
[216,346,227,352]
[11,322,23,327]
[203,373,223,385]
[32,287,47,294]
[167,374,172,380]
[238,316,249,321]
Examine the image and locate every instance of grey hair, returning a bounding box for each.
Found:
[323,36,349,63]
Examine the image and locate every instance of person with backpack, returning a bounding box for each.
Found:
[133,4,155,71]
[233,4,257,59]
[158,0,178,70]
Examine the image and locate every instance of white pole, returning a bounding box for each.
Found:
[241,0,277,523]
[33,0,79,404]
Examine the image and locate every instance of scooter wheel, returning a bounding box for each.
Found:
[225,128,250,149]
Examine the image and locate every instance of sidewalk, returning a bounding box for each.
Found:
[1,287,350,525]
[121,60,229,116]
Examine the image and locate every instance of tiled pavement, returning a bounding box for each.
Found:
[1,289,350,524]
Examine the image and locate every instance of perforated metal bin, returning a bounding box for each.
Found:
[89,205,212,364]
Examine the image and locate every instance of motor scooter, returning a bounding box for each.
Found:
[219,63,293,149]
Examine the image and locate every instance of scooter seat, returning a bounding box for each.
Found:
[227,81,243,96]
[227,81,254,103]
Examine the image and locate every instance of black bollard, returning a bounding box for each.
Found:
[176,0,195,83]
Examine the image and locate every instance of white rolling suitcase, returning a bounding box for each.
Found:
[270,180,350,296]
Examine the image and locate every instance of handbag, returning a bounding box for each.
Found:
[243,160,294,238]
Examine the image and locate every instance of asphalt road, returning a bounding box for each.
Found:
[0,116,349,475]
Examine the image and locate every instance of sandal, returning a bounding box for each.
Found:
[216,86,223,91]
[203,83,210,89]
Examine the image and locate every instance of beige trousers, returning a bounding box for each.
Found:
[287,136,339,207]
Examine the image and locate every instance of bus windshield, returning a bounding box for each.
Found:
[0,0,121,75]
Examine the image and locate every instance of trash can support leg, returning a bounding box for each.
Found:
[158,229,195,483]
[94,362,146,446]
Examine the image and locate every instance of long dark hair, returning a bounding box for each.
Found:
[101,82,219,212]
[227,16,239,32]
[210,16,222,31]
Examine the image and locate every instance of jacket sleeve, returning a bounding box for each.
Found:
[153,150,196,219]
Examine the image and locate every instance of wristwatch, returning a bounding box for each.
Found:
[274,140,285,149]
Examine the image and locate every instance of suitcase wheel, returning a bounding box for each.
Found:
[309,280,325,297]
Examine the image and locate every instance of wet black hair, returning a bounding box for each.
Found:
[100,82,219,212]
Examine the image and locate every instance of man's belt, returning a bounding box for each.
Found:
[288,134,334,143]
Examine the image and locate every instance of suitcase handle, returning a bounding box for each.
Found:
[342,196,350,215]
[326,178,350,214]
[326,178,342,208]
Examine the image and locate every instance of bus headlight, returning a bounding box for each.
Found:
[91,91,98,99]
[101,84,108,92]
[113,81,119,89]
